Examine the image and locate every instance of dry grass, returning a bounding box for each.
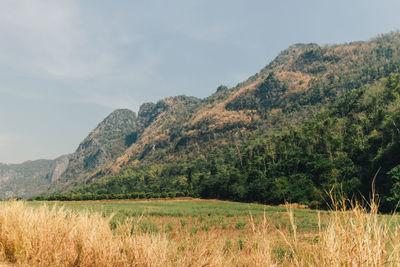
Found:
[0,202,168,266]
[0,200,399,266]
[275,71,311,95]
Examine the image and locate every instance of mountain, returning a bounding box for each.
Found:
[56,109,137,184]
[0,155,69,199]
[63,32,400,182]
[0,109,137,199]
[3,32,400,210]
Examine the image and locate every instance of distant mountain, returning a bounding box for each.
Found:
[3,32,400,209]
[0,155,69,199]
[0,109,137,199]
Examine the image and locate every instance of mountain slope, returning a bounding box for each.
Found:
[88,32,400,178]
[64,32,400,209]
[56,109,137,184]
[67,73,400,211]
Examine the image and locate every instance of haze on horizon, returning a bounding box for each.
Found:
[0,0,399,164]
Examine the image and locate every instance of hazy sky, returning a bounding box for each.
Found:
[0,0,400,163]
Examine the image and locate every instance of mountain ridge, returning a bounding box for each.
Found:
[53,32,400,195]
[2,31,400,208]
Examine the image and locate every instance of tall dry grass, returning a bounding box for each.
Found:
[0,200,399,266]
[0,201,168,266]
[280,200,400,266]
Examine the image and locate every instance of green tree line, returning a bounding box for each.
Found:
[34,191,186,201]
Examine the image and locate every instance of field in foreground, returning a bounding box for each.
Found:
[26,198,328,231]
[0,199,400,266]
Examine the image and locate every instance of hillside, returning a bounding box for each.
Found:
[57,109,138,183]
[64,73,400,211]
[46,32,400,210]
[4,32,400,209]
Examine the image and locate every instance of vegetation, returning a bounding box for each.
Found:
[67,73,400,211]
[1,198,400,266]
[26,199,326,229]
[34,191,186,201]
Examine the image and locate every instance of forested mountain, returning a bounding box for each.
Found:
[64,73,400,210]
[3,32,400,210]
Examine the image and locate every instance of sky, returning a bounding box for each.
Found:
[0,0,400,163]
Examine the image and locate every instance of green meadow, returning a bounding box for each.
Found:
[26,199,329,232]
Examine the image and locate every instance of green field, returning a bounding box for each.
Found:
[27,199,328,232]
[26,198,400,234]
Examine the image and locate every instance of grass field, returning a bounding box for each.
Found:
[26,198,329,232]
[1,198,400,266]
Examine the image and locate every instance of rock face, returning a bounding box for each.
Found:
[46,155,70,183]
[0,154,70,199]
[58,109,137,183]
